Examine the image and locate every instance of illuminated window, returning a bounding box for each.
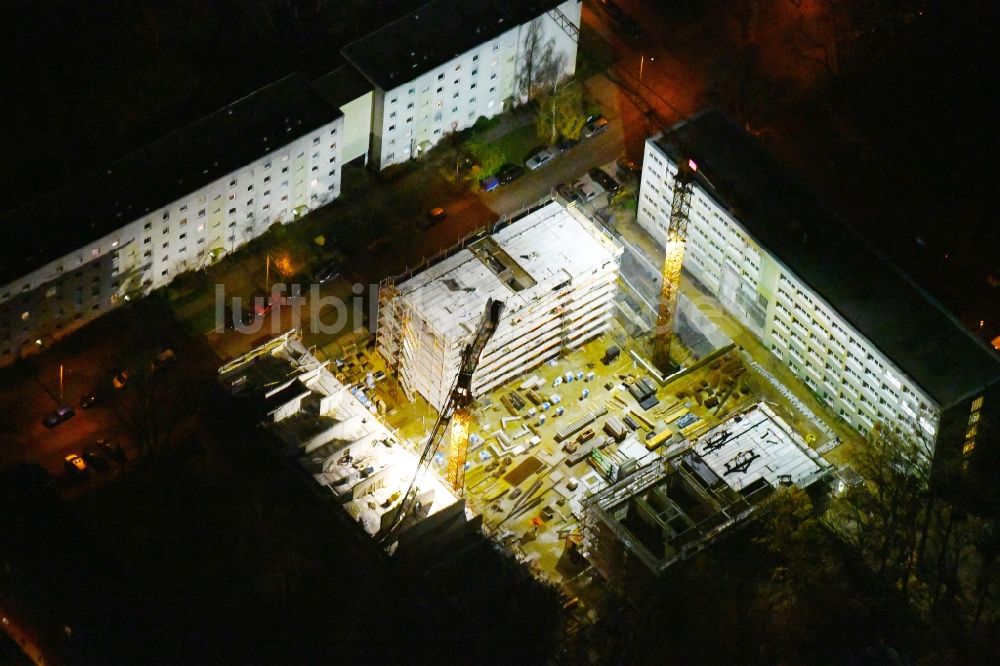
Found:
[971,396,984,412]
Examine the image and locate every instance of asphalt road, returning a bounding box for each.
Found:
[481,114,625,216]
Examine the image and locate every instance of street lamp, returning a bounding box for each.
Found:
[550,78,574,144]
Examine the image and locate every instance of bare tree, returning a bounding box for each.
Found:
[114,364,205,461]
[516,19,566,103]
[825,427,929,590]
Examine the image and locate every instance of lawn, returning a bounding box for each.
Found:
[491,122,543,165]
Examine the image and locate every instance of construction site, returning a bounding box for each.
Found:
[218,194,839,607]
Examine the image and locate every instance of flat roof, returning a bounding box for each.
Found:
[693,403,823,491]
[396,201,620,339]
[1,73,342,287]
[312,65,374,110]
[341,0,566,90]
[655,111,1000,408]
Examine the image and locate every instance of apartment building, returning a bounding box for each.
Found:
[636,111,1000,468]
[0,74,343,367]
[342,0,581,170]
[312,65,375,165]
[377,200,622,411]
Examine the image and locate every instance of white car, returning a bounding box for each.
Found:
[525,148,557,171]
[573,179,598,202]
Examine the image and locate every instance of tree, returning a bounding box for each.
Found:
[535,81,585,144]
[466,139,505,177]
[825,427,931,592]
[114,362,206,461]
[515,19,565,102]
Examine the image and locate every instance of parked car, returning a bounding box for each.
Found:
[112,369,129,390]
[248,291,273,320]
[80,391,99,409]
[616,156,640,178]
[83,445,106,468]
[98,438,125,464]
[555,183,580,203]
[150,348,176,372]
[64,454,87,476]
[573,179,599,203]
[496,163,525,184]
[555,135,579,151]
[418,207,447,230]
[589,167,620,194]
[582,117,609,139]
[313,259,341,284]
[43,405,76,428]
[480,175,500,192]
[524,148,557,171]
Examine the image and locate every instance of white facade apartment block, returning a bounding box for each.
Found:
[637,140,941,448]
[377,201,621,411]
[348,0,582,170]
[373,32,520,167]
[0,116,342,366]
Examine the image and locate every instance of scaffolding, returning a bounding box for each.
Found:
[376,200,623,412]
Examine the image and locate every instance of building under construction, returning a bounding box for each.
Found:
[217,330,459,539]
[377,200,623,412]
[582,403,830,586]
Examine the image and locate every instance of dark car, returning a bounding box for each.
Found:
[616,156,640,178]
[589,167,620,194]
[582,117,609,139]
[248,292,272,320]
[418,207,447,230]
[43,406,75,428]
[83,445,108,469]
[80,391,99,409]
[556,183,580,203]
[556,135,579,152]
[313,260,341,284]
[98,438,125,464]
[150,348,175,372]
[112,368,129,390]
[497,163,525,184]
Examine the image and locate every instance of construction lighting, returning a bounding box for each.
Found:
[446,407,471,493]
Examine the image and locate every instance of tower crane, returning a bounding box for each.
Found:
[379,298,505,544]
[652,155,697,371]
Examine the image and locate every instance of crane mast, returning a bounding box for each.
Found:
[379,298,505,544]
[652,157,697,372]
